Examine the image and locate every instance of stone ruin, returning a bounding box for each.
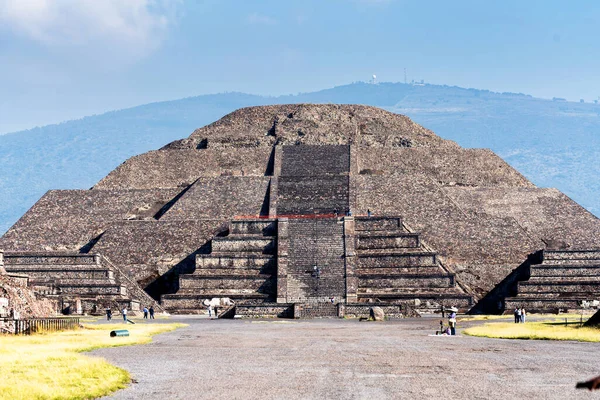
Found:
[1,104,599,318]
[0,250,57,332]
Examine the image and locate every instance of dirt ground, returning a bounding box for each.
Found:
[91,316,600,399]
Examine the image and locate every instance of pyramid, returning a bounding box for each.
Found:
[1,104,599,316]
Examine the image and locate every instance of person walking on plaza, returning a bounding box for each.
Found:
[122,307,128,323]
[514,307,519,323]
[143,306,149,319]
[448,307,457,335]
[106,308,112,321]
[149,305,155,319]
[520,307,526,323]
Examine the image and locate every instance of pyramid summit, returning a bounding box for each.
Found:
[1,104,600,317]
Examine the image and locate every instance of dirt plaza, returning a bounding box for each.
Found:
[91,316,599,400]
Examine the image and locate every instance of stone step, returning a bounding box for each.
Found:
[356,233,420,250]
[509,292,599,299]
[229,219,277,236]
[543,250,600,261]
[531,265,600,277]
[504,297,595,312]
[357,287,462,295]
[30,278,118,286]
[540,259,600,267]
[191,267,275,277]
[357,252,437,268]
[5,267,113,280]
[2,253,98,266]
[211,236,276,253]
[528,276,600,283]
[174,288,274,296]
[518,281,600,294]
[356,265,441,275]
[196,253,275,269]
[54,283,127,296]
[356,265,444,276]
[359,274,455,288]
[354,216,403,232]
[180,275,275,290]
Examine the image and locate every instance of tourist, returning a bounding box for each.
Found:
[367,209,372,217]
[208,304,213,318]
[122,307,128,323]
[520,307,526,323]
[149,305,155,319]
[448,310,457,335]
[143,306,149,319]
[514,307,519,323]
[106,308,112,321]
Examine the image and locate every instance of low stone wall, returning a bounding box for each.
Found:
[341,304,406,319]
[235,304,293,318]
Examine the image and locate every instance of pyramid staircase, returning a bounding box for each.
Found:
[2,252,143,314]
[162,219,278,314]
[354,217,473,311]
[505,249,600,312]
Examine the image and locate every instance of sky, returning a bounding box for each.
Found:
[0,0,599,134]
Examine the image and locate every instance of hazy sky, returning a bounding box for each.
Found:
[1,0,599,134]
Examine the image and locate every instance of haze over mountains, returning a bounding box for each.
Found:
[1,81,599,234]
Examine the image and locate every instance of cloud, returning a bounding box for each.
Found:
[246,12,277,25]
[0,0,180,55]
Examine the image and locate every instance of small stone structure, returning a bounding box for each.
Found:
[1,104,600,317]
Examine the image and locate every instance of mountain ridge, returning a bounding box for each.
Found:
[1,82,598,234]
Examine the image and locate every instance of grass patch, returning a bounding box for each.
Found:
[0,322,185,399]
[464,321,600,342]
[460,313,591,322]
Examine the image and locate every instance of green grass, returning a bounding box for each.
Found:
[463,321,600,342]
[0,322,186,399]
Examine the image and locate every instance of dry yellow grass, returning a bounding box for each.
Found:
[0,322,185,400]
[463,321,600,342]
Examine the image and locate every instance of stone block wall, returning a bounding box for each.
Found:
[357,147,533,188]
[95,148,272,189]
[91,219,225,283]
[0,189,181,252]
[160,176,271,220]
[354,173,541,299]
[444,187,600,250]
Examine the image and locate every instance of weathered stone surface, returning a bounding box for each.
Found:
[95,148,273,190]
[164,104,458,150]
[2,104,599,315]
[0,189,181,252]
[369,306,385,321]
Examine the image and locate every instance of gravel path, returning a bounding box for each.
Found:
[91,316,599,399]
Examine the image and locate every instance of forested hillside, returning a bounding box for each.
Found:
[1,82,598,234]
